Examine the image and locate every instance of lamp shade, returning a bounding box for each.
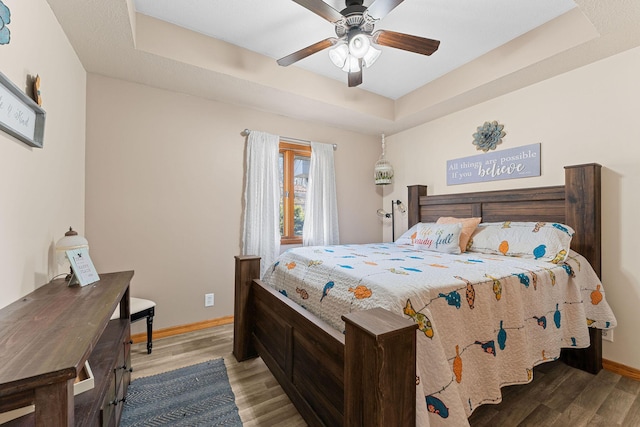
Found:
[342,55,361,73]
[377,208,390,218]
[329,43,349,68]
[56,227,88,265]
[362,45,381,68]
[348,33,370,59]
[374,134,394,185]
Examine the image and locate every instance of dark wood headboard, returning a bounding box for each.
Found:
[407,163,601,276]
[406,163,603,373]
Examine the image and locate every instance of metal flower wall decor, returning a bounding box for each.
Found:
[472,121,506,152]
[0,1,10,45]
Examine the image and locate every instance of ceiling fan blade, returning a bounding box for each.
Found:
[348,60,363,87]
[292,0,343,23]
[366,0,405,19]
[277,37,338,66]
[372,30,440,56]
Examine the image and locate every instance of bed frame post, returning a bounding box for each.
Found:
[233,255,261,361]
[563,163,603,374]
[408,185,427,228]
[564,163,602,277]
[342,308,418,427]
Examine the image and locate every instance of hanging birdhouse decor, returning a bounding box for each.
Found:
[472,121,506,152]
[374,133,394,185]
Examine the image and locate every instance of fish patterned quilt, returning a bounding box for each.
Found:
[262,243,617,427]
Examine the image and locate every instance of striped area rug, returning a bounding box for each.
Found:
[121,358,242,426]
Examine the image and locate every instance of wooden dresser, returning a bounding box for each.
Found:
[0,270,134,426]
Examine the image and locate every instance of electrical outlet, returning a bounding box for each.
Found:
[602,329,613,342]
[205,293,214,307]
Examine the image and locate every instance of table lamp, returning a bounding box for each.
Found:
[55,227,89,282]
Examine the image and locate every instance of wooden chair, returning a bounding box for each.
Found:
[112,297,156,354]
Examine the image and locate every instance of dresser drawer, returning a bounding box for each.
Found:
[100,322,132,427]
[100,367,117,427]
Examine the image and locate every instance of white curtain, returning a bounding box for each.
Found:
[303,141,339,246]
[242,131,280,278]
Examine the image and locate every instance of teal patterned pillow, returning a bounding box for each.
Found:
[468,221,574,262]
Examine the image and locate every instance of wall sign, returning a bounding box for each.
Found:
[447,143,540,185]
[0,71,46,148]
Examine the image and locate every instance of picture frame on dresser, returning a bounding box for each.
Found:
[66,247,100,287]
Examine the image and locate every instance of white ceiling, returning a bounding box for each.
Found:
[132,0,576,100]
[45,0,640,136]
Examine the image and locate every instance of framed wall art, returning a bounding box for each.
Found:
[0,71,46,148]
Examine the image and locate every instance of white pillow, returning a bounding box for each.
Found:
[468,221,574,262]
[413,223,463,254]
[395,223,420,245]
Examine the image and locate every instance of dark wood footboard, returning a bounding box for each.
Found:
[234,256,417,427]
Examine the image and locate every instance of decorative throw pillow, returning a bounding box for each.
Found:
[413,222,463,254]
[468,221,574,262]
[436,217,482,252]
[395,223,420,245]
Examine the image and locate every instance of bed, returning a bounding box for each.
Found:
[234,163,615,426]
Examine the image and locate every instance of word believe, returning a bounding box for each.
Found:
[446,143,541,185]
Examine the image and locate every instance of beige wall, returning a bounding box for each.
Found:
[0,0,86,308]
[85,74,381,334]
[385,46,640,370]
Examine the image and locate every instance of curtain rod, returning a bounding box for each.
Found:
[242,129,337,151]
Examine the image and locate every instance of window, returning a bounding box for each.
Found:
[279,142,311,244]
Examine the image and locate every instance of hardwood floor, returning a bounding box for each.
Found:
[130,324,640,426]
[468,359,640,426]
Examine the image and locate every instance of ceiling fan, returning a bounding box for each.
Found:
[277,0,441,87]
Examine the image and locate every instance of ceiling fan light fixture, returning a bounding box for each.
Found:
[341,55,361,73]
[348,32,370,58]
[329,43,349,68]
[362,45,381,67]
[277,0,441,88]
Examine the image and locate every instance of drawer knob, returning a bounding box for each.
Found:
[110,397,126,406]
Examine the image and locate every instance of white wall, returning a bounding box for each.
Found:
[85,74,381,334]
[0,0,86,308]
[385,46,640,370]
